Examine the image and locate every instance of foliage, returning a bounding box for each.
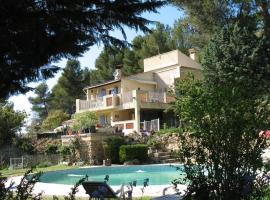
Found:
[250,171,270,199]
[0,0,166,99]
[1,168,88,200]
[25,118,42,139]
[28,83,50,121]
[72,111,97,131]
[175,24,270,199]
[59,145,72,162]
[103,137,126,163]
[41,110,69,131]
[94,47,125,82]
[0,102,26,147]
[13,137,35,155]
[172,0,270,46]
[45,144,59,155]
[119,144,148,163]
[49,60,89,114]
[202,24,270,95]
[58,137,81,163]
[33,138,61,155]
[36,161,52,168]
[0,168,43,200]
[157,127,183,135]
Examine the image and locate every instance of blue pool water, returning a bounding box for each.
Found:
[39,164,184,186]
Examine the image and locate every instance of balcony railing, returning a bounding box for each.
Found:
[76,94,120,112]
[76,90,175,112]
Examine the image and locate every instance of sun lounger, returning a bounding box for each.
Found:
[82,181,118,199]
[82,176,149,199]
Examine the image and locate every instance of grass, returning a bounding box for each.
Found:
[0,164,79,177]
[41,196,151,200]
[41,196,88,200]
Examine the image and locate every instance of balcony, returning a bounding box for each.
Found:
[76,94,121,112]
[76,90,175,112]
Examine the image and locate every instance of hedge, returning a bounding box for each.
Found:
[103,137,126,163]
[119,144,148,163]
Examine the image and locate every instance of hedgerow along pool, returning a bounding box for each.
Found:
[39,164,184,186]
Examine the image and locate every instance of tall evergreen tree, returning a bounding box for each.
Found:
[0,102,26,147]
[49,60,88,114]
[0,0,166,99]
[172,0,270,43]
[122,49,142,76]
[28,83,50,121]
[95,47,125,81]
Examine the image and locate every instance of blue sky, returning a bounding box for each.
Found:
[9,5,183,123]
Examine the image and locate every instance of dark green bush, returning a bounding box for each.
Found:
[103,137,126,163]
[36,161,52,168]
[13,137,35,154]
[45,144,59,154]
[58,145,71,161]
[119,144,148,163]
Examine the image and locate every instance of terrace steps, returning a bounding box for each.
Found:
[151,151,180,164]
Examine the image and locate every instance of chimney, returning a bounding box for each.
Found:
[113,64,122,80]
[188,48,198,61]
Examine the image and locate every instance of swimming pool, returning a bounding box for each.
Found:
[39,164,184,186]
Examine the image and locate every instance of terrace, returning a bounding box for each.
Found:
[76,90,175,113]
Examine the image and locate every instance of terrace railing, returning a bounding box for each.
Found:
[76,90,175,112]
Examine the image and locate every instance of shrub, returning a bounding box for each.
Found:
[59,145,71,161]
[103,137,126,163]
[157,127,183,135]
[72,111,97,131]
[45,144,59,154]
[41,110,69,131]
[13,137,35,155]
[36,161,52,168]
[119,144,148,163]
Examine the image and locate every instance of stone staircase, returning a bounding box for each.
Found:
[151,151,180,164]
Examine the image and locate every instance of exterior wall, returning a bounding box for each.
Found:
[177,51,201,70]
[112,109,134,122]
[143,50,200,73]
[144,50,179,72]
[127,71,155,81]
[154,66,181,90]
[86,82,121,100]
[120,79,156,93]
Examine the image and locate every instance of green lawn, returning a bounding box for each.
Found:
[41,196,88,200]
[0,164,79,177]
[41,196,151,200]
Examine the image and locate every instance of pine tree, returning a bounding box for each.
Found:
[95,47,125,81]
[28,83,50,121]
[0,0,166,99]
[122,49,142,76]
[172,0,270,44]
[0,102,26,146]
[49,60,88,114]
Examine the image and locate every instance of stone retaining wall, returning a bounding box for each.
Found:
[61,133,117,164]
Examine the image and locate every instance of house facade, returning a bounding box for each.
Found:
[76,49,201,135]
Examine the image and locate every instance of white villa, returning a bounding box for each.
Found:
[76,49,201,135]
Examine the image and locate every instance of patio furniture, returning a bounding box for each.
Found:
[82,175,149,199]
[82,181,117,199]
